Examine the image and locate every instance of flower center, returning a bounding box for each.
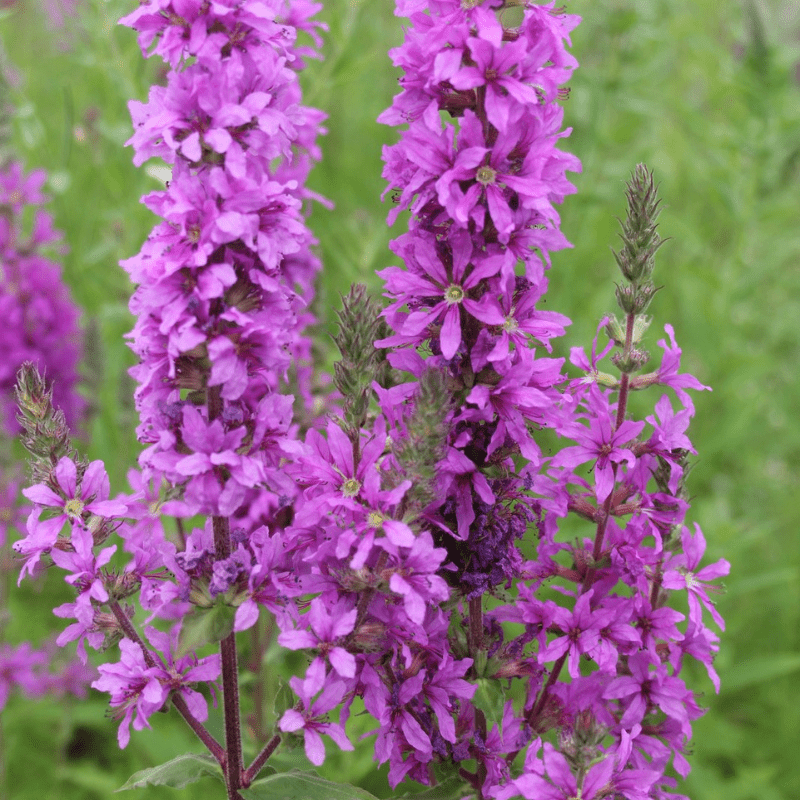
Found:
[187,224,201,244]
[367,511,385,529]
[342,478,361,498]
[461,0,483,9]
[503,315,519,333]
[476,165,497,185]
[445,284,464,305]
[64,498,85,519]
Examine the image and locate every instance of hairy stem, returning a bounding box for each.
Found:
[207,385,244,798]
[243,733,282,786]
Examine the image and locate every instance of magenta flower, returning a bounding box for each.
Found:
[538,590,612,678]
[278,659,353,766]
[603,652,697,736]
[278,597,357,679]
[654,325,711,409]
[661,524,730,630]
[378,229,500,359]
[550,387,645,503]
[91,638,165,749]
[16,458,126,582]
[495,742,615,800]
[92,631,220,749]
[22,457,125,529]
[51,524,116,604]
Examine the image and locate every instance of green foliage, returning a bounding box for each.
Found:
[242,770,382,800]
[1,0,800,799]
[117,753,224,791]
[177,603,238,658]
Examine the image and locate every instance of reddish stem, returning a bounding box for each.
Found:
[590,311,636,568]
[243,734,282,786]
[207,385,244,798]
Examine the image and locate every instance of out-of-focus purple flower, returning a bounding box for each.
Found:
[0,161,83,434]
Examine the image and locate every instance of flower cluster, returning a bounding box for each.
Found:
[12,365,224,748]
[274,4,728,800]
[120,0,326,527]
[0,160,83,435]
[9,2,729,799]
[377,0,579,595]
[13,0,329,769]
[271,0,585,786]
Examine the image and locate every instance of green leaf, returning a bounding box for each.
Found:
[240,770,381,800]
[177,603,237,656]
[472,678,505,729]
[116,753,223,791]
[395,775,474,799]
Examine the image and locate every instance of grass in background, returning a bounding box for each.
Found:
[1,0,799,798]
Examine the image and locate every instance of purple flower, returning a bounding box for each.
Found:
[538,590,611,678]
[0,161,83,434]
[92,631,220,749]
[603,652,696,737]
[16,458,126,582]
[278,659,353,766]
[495,742,615,800]
[661,524,730,630]
[550,387,645,503]
[51,525,116,604]
[278,597,357,679]
[654,325,711,409]
[91,638,164,748]
[22,457,125,528]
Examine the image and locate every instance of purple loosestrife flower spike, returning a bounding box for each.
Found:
[377,0,581,609]
[120,0,327,528]
[264,0,582,790]
[1,162,84,436]
[502,166,727,799]
[115,0,337,780]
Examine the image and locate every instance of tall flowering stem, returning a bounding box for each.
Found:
[117,0,325,795]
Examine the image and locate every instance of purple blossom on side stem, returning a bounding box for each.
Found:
[92,632,220,749]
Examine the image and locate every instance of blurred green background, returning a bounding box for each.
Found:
[1,0,799,798]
